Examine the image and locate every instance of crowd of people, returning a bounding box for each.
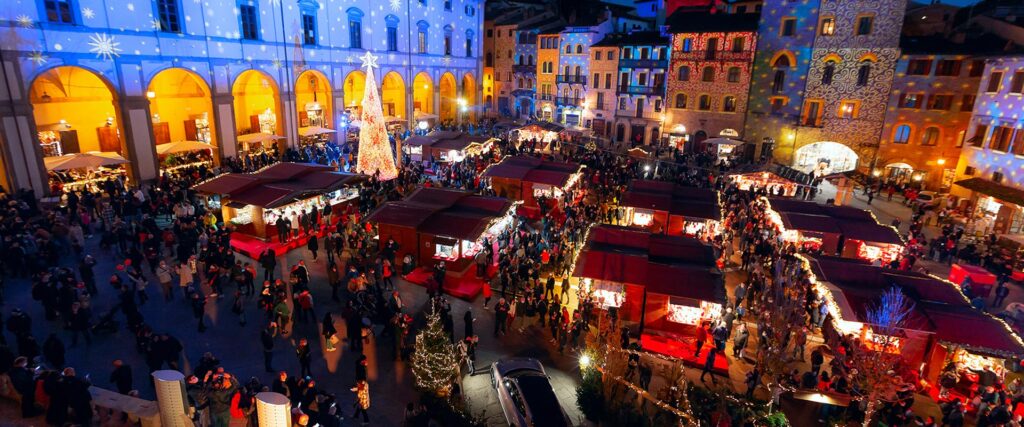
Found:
[5,114,1019,427]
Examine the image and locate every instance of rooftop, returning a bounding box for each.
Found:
[665,10,760,33]
[593,31,669,47]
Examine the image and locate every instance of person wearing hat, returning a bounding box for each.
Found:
[8,356,39,417]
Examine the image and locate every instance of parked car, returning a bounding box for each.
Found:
[490,358,572,427]
[913,191,947,209]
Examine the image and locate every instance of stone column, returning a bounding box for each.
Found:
[333,89,346,147]
[280,90,298,149]
[212,94,237,160]
[255,392,291,426]
[0,99,48,195]
[152,370,190,427]
[119,96,159,182]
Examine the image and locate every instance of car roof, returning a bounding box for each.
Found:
[515,374,568,427]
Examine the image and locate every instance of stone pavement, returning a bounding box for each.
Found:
[0,235,585,426]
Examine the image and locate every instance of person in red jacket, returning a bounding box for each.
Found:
[694,322,709,358]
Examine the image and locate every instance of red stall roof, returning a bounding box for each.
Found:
[922,305,1024,358]
[482,156,584,188]
[193,163,366,209]
[573,225,725,303]
[366,187,513,241]
[620,180,722,222]
[804,255,1024,357]
[407,131,493,152]
[768,198,903,246]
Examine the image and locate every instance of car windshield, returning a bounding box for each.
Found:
[516,374,568,427]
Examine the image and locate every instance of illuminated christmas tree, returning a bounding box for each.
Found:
[411,307,459,396]
[355,52,399,181]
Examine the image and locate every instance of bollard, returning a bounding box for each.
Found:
[151,370,190,427]
[256,391,292,426]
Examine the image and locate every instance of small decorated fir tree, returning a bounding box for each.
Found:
[411,307,459,396]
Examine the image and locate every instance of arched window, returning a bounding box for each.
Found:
[485,52,493,67]
[574,65,581,77]
[518,78,524,88]
[772,54,791,68]
[857,61,872,86]
[576,44,583,54]
[681,38,693,52]
[727,67,740,83]
[443,24,453,56]
[518,55,524,65]
[528,55,534,65]
[385,15,400,52]
[417,21,429,53]
[565,44,571,54]
[701,66,715,82]
[921,127,940,146]
[731,37,745,52]
[677,66,690,81]
[698,95,711,110]
[822,61,836,85]
[564,66,570,76]
[347,8,364,49]
[723,95,737,112]
[893,124,911,144]
[675,93,687,108]
[772,70,786,94]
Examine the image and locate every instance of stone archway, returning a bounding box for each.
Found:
[231,69,283,153]
[794,141,859,175]
[148,67,219,161]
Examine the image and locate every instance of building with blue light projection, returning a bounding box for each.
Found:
[0,0,483,195]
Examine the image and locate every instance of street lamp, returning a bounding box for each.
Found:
[417,120,428,134]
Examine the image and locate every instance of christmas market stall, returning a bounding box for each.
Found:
[193,162,365,257]
[402,131,495,164]
[366,187,516,299]
[156,140,217,173]
[511,121,564,147]
[482,155,584,209]
[728,171,799,197]
[617,180,722,238]
[573,225,727,371]
[44,151,130,195]
[765,198,904,263]
[802,255,1024,406]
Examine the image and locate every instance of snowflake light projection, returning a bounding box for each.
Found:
[28,51,48,67]
[82,8,95,19]
[390,0,402,12]
[16,15,33,28]
[88,33,122,61]
[151,20,162,30]
[442,55,452,66]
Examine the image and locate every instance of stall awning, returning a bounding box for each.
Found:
[621,180,722,222]
[483,156,583,188]
[955,177,1024,207]
[923,304,1024,358]
[573,225,724,303]
[192,163,367,209]
[838,221,904,245]
[367,187,513,241]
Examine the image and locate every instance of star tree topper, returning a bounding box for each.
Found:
[359,51,379,70]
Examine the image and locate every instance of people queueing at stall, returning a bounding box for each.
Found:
[2,115,1006,427]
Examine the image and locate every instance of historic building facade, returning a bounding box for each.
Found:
[556,22,612,126]
[610,32,670,146]
[536,33,562,121]
[666,12,759,147]
[587,39,621,138]
[952,56,1024,235]
[877,41,987,190]
[0,0,484,195]
[493,21,519,117]
[745,0,906,175]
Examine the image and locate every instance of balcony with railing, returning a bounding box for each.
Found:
[538,93,555,101]
[618,85,666,96]
[556,97,584,107]
[617,58,669,69]
[673,50,755,62]
[514,64,536,74]
[556,75,587,84]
